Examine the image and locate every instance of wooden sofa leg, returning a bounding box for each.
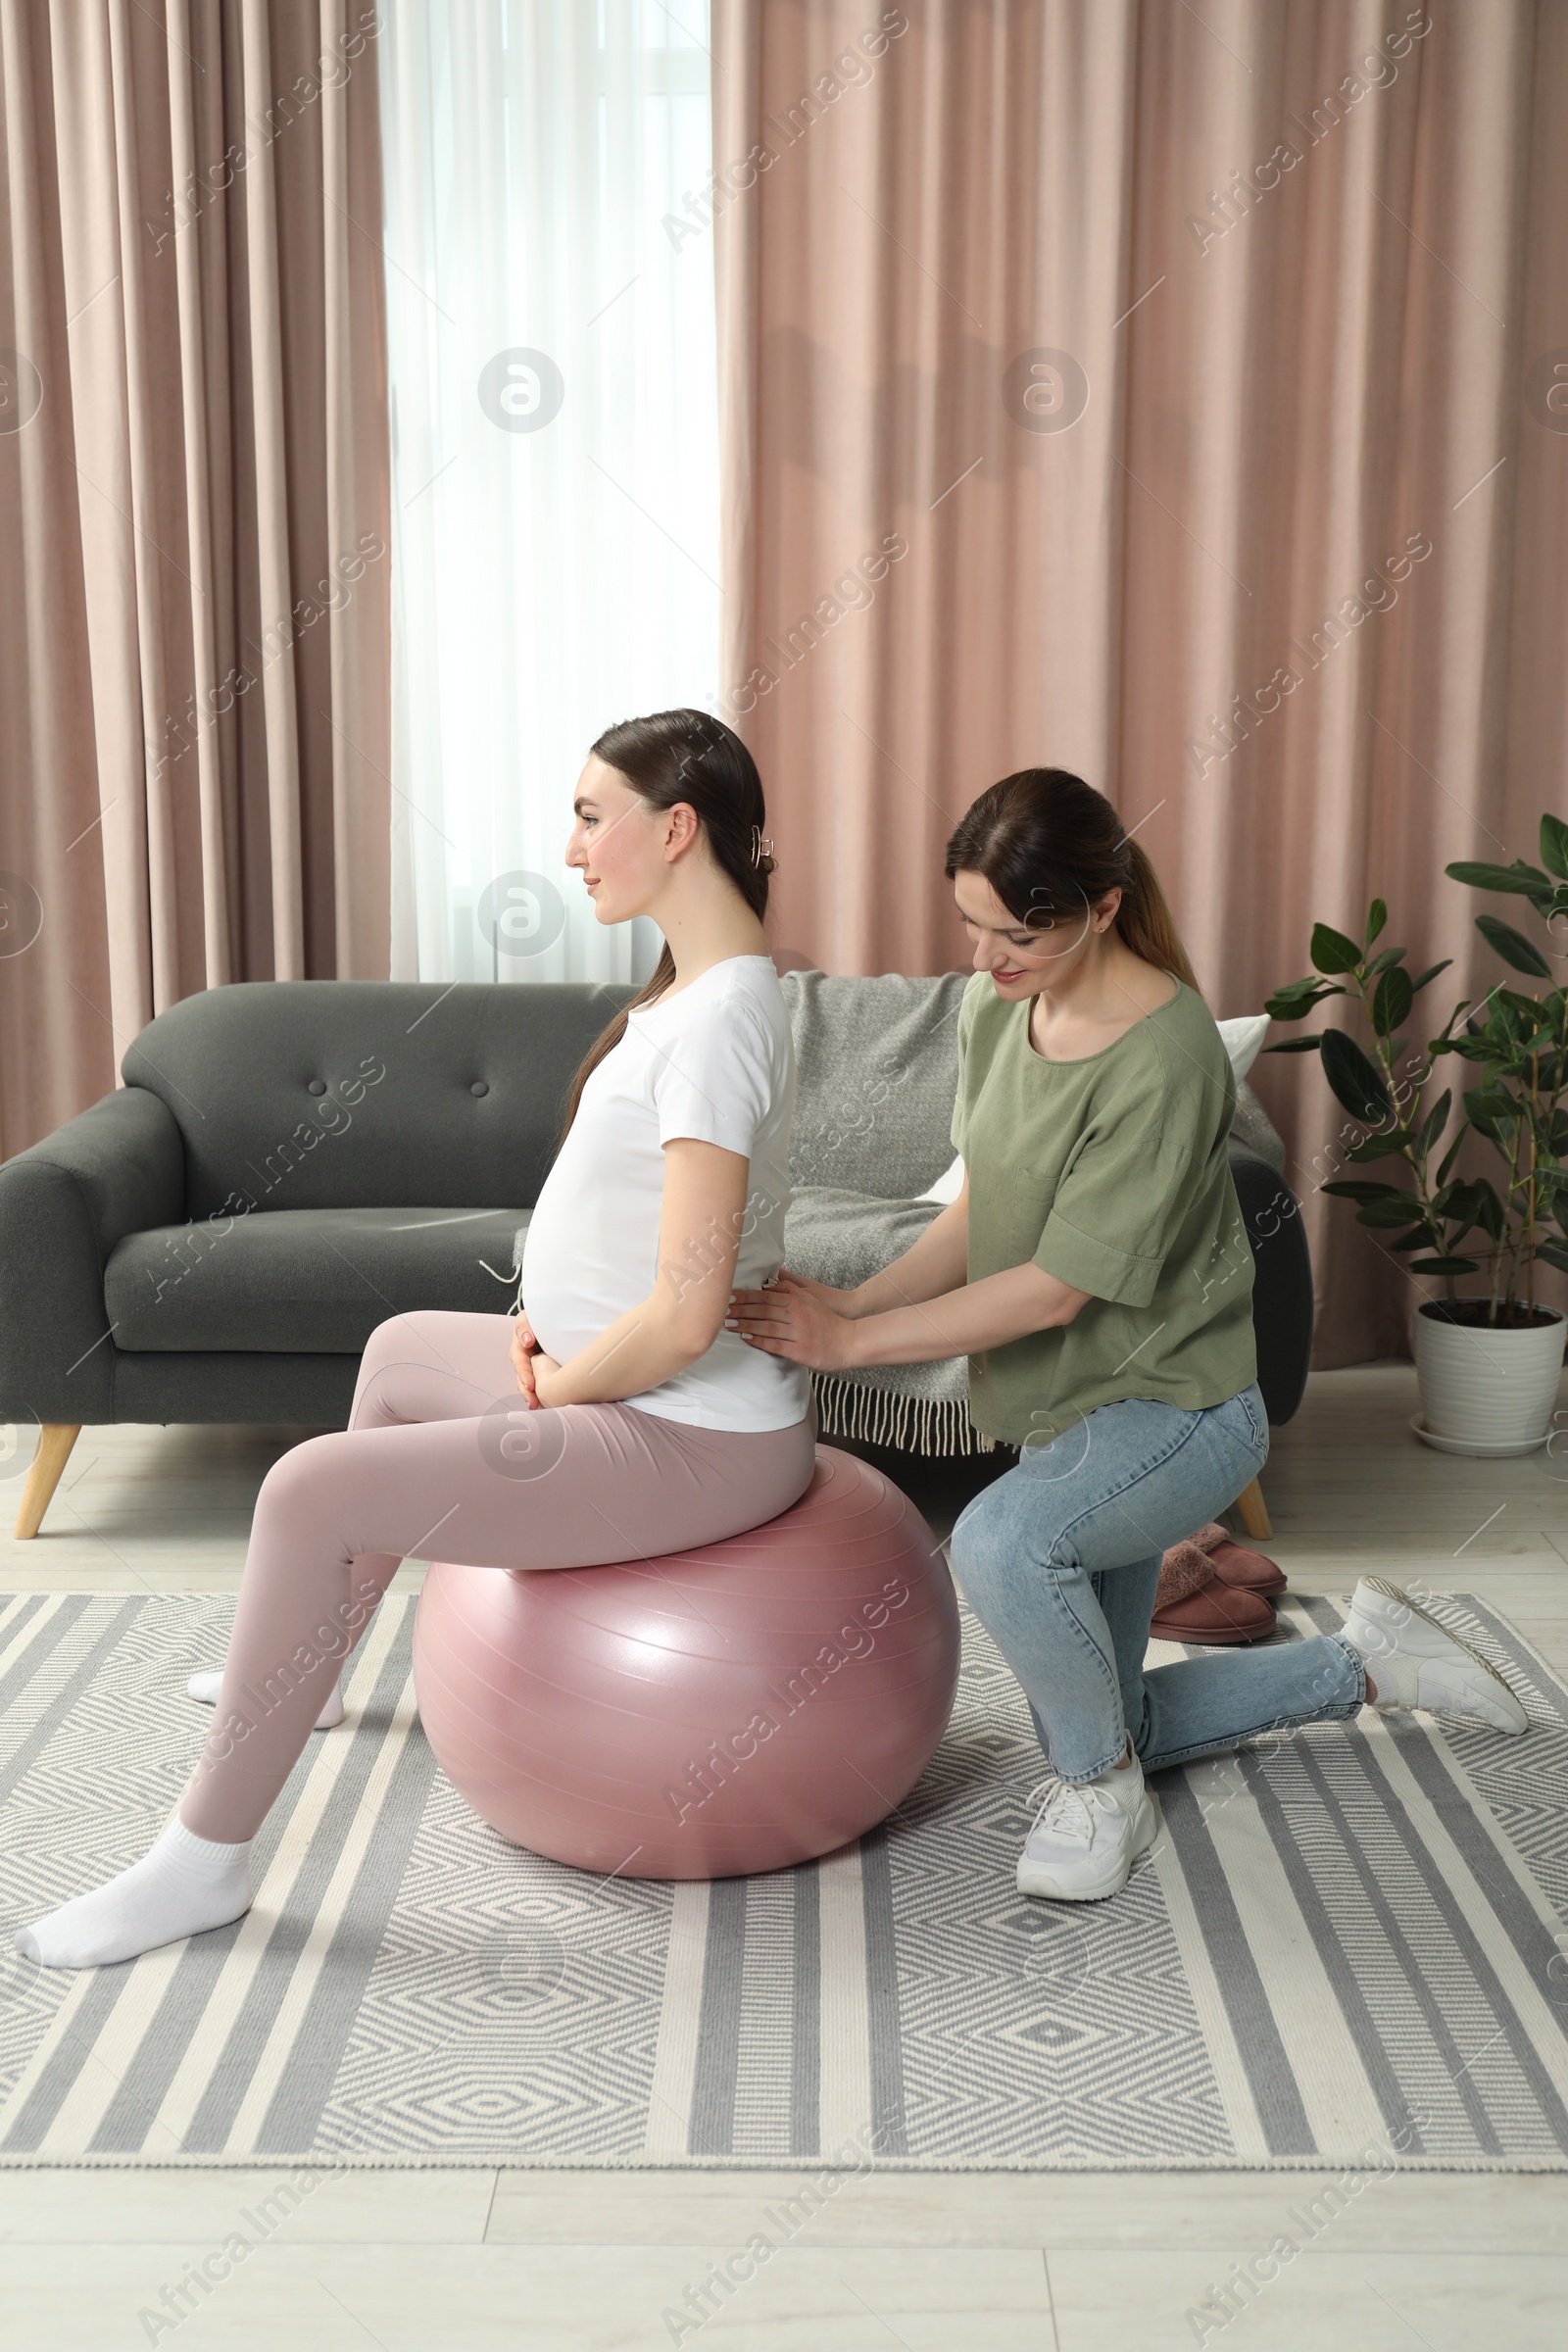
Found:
[13,1425,82,1540]
[1234,1474,1273,1543]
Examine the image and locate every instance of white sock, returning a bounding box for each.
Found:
[1350,1648,1422,1709]
[187,1666,344,1731]
[1095,1739,1143,1802]
[14,1817,253,1970]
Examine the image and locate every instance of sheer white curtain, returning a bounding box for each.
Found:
[379,0,718,984]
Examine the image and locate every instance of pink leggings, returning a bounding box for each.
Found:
[180,1312,818,1841]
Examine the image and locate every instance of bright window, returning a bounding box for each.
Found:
[379,0,718,984]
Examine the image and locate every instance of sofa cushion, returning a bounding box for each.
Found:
[120,980,637,1220]
[105,1207,530,1352]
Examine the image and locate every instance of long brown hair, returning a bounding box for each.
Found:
[560,709,775,1137]
[943,768,1200,993]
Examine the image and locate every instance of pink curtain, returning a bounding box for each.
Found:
[0,0,390,1161]
[712,0,1568,1365]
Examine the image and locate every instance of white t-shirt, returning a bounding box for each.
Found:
[520,956,810,1433]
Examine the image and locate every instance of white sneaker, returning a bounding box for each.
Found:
[186,1668,345,1732]
[1342,1578,1527,1735]
[1017,1746,1161,1901]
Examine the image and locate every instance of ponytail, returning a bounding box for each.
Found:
[1118,836,1200,994]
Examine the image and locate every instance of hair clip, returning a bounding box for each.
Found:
[751,826,774,868]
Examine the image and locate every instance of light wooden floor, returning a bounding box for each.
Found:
[3,1360,1568,2350]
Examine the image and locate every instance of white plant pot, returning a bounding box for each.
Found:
[1414,1302,1567,1453]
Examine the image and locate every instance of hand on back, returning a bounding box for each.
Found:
[726,1270,857,1368]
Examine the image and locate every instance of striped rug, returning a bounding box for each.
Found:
[2,1586,1566,2169]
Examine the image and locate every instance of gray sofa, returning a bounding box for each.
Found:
[0,974,1311,1537]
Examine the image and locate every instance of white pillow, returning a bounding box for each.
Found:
[915,1014,1269,1204]
[1217,1012,1270,1082]
[917,1154,965,1205]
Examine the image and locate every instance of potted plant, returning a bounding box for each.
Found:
[1264,816,1568,1454]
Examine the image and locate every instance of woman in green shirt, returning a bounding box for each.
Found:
[729,769,1526,1903]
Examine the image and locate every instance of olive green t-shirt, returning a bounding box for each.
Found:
[950,972,1258,1448]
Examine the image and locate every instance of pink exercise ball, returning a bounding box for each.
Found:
[411,1446,960,1880]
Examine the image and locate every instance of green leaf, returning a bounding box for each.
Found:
[1419,1089,1452,1154]
[1408,958,1453,997]
[1262,979,1346,1020]
[1320,1181,1412,1204]
[1365,898,1388,947]
[1476,914,1552,978]
[1446,858,1552,900]
[1361,947,1406,982]
[1542,814,1568,882]
[1438,1182,1483,1243]
[1409,1256,1482,1275]
[1471,1179,1507,1241]
[1310,922,1362,976]
[1343,1130,1413,1160]
[1355,1198,1428,1229]
[1262,1036,1329,1054]
[1371,965,1414,1037]
[1320,1027,1393,1122]
[1535,1239,1568,1276]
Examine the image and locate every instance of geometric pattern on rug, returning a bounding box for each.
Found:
[2,1585,1566,2169]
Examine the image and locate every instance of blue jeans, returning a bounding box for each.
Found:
[950,1382,1365,1783]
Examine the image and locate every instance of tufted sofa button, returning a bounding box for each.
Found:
[307,1079,327,1095]
[469,1080,489,1097]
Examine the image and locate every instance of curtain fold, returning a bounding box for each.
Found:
[712,0,1568,1366]
[0,0,390,1161]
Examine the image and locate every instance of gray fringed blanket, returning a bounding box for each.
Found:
[779,971,984,1454]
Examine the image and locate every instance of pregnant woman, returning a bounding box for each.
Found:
[729,768,1525,1904]
[19,710,813,1969]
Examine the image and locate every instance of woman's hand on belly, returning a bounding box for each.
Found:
[523,1140,757,1409]
[726,1274,856,1370]
[510,1312,540,1405]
